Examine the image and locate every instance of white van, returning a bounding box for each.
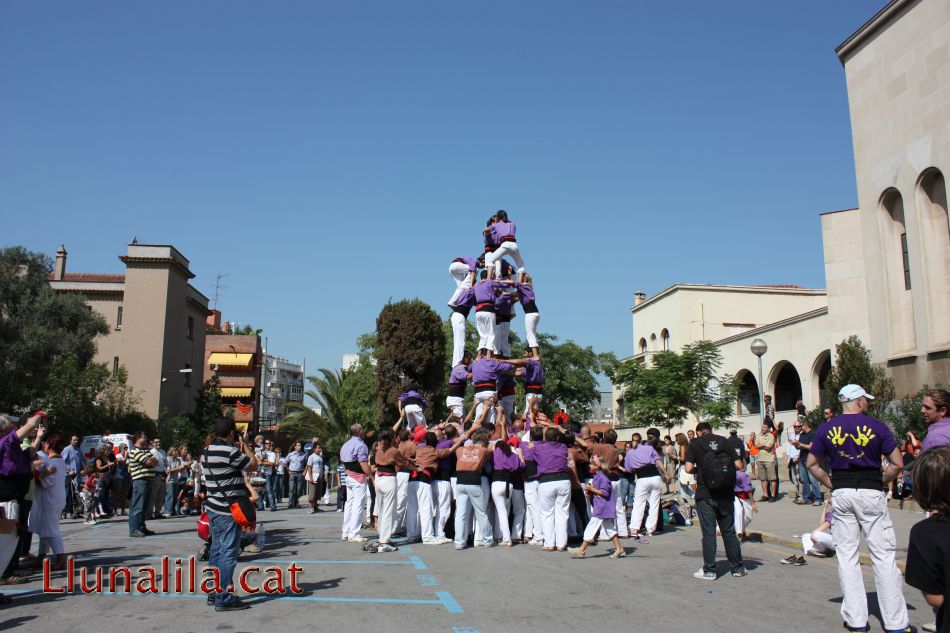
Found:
[79,433,135,462]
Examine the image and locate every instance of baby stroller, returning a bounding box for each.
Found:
[62,476,85,520]
[177,479,203,516]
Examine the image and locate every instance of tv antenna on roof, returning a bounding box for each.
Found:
[212,273,230,310]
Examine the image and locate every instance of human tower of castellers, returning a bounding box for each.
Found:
[339,210,657,558]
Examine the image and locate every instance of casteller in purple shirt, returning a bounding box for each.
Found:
[624,443,661,472]
[470,358,514,385]
[810,413,896,471]
[473,279,505,305]
[490,221,516,242]
[532,441,568,475]
[589,470,616,519]
[923,417,950,450]
[453,256,478,273]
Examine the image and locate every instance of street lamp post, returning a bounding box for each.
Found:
[750,338,768,427]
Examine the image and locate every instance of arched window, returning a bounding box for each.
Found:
[879,188,917,355]
[916,168,950,348]
[736,370,760,416]
[650,333,657,352]
[661,329,670,351]
[638,338,647,355]
[770,361,802,412]
[812,350,832,408]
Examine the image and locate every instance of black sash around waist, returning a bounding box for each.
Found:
[491,470,512,483]
[474,382,497,393]
[524,461,538,481]
[538,471,570,484]
[451,304,472,317]
[831,467,883,491]
[447,383,465,398]
[411,468,434,484]
[435,469,452,481]
[522,301,539,314]
[476,303,495,313]
[376,464,396,475]
[525,384,544,393]
[635,464,661,478]
[403,396,423,408]
[455,471,482,485]
[499,235,516,243]
[496,313,514,323]
[343,461,362,472]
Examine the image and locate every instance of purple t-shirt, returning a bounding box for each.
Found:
[449,365,470,385]
[436,438,457,473]
[923,418,950,450]
[734,469,754,493]
[516,282,535,305]
[590,470,615,519]
[339,436,369,465]
[494,293,515,316]
[490,221,516,242]
[454,256,478,272]
[0,431,30,477]
[399,390,427,408]
[523,360,544,386]
[473,280,503,304]
[453,287,475,309]
[810,413,896,470]
[624,444,661,471]
[533,441,568,475]
[493,448,521,472]
[471,358,514,385]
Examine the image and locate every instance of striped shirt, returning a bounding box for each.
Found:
[202,440,251,515]
[128,447,155,480]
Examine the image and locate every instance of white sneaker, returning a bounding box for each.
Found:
[498,540,513,547]
[528,538,544,546]
[438,537,453,544]
[348,536,368,543]
[693,569,717,581]
[422,539,441,545]
[377,543,398,553]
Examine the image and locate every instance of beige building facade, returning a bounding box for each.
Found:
[50,243,210,419]
[836,0,950,394]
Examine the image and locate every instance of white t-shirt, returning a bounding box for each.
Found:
[786,431,801,460]
[306,454,324,483]
[258,450,276,475]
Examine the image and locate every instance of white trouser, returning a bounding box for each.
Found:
[605,480,628,538]
[524,311,540,349]
[406,480,421,540]
[490,480,513,542]
[523,393,542,418]
[475,311,496,352]
[831,488,909,631]
[474,391,497,426]
[474,477,494,543]
[802,529,835,556]
[403,405,425,430]
[446,396,464,419]
[629,475,662,535]
[584,516,617,542]
[523,480,541,539]
[486,241,525,275]
[395,472,410,530]
[500,395,516,423]
[450,312,467,367]
[448,262,473,306]
[415,481,436,542]
[433,480,453,539]
[494,320,511,357]
[539,479,570,549]
[342,478,367,539]
[454,482,492,546]
[375,475,398,544]
[510,488,526,541]
[734,498,754,536]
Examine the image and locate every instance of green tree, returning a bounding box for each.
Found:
[338,358,378,429]
[823,336,895,420]
[881,385,947,441]
[531,334,615,420]
[0,246,109,411]
[611,340,738,431]
[375,299,446,425]
[281,368,352,458]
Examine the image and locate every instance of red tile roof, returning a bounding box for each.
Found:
[49,273,126,283]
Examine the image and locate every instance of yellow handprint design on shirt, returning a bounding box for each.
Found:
[850,425,876,447]
[827,426,847,446]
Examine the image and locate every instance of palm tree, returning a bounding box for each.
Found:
[279,368,351,457]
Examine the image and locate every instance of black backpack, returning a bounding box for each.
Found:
[701,438,736,492]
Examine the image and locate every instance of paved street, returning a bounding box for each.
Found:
[1,495,931,633]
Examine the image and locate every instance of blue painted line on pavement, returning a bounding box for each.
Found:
[436,591,464,614]
[407,556,428,570]
[13,587,461,611]
[415,574,439,587]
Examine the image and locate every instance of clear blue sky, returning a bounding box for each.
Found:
[0,0,886,385]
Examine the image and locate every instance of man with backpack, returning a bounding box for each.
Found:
[685,422,746,580]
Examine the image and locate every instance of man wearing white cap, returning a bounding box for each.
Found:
[806,384,914,633]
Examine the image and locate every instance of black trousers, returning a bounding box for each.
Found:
[697,496,744,574]
[570,488,589,536]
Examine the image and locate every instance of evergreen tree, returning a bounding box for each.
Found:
[823,336,894,419]
[375,299,446,425]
